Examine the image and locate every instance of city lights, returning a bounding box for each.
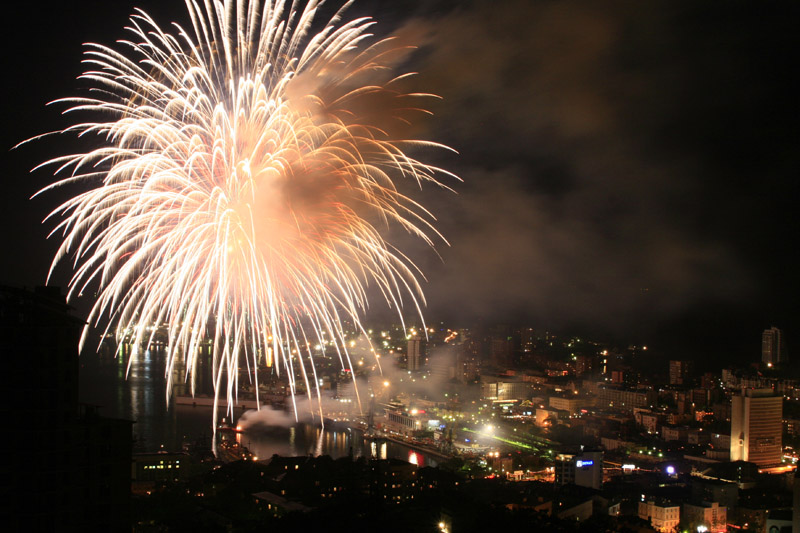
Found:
[9,1,796,529]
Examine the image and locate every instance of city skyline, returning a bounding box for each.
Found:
[3,2,800,531]
[3,265,799,531]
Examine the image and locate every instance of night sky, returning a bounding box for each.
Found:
[1,0,797,367]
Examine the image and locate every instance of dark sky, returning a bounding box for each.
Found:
[1,0,797,366]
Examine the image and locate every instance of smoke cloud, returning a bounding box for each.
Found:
[237,405,297,429]
[363,0,793,348]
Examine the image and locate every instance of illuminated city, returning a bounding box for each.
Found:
[1,0,799,532]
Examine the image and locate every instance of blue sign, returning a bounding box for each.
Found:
[576,460,594,467]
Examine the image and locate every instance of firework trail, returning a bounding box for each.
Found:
[30,0,455,442]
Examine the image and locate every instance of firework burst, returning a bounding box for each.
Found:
[31,0,455,436]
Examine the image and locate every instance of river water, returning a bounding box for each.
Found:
[78,347,438,466]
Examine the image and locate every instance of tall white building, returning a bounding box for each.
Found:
[730,388,782,466]
[407,337,425,371]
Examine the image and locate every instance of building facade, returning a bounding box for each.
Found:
[639,499,680,533]
[554,450,603,490]
[481,378,532,401]
[730,388,782,466]
[669,360,693,385]
[549,395,581,414]
[761,326,786,366]
[407,337,425,371]
[683,502,727,533]
[385,409,423,436]
[595,385,657,412]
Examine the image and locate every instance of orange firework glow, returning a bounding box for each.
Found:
[28,0,456,446]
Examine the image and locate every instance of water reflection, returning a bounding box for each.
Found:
[239,425,436,467]
[79,344,437,466]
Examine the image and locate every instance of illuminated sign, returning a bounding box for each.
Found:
[576,460,594,467]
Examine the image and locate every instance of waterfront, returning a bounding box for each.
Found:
[234,424,440,467]
[79,347,439,466]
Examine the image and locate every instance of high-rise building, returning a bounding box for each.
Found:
[762,327,787,365]
[730,388,782,466]
[520,327,536,353]
[462,353,480,382]
[407,337,425,371]
[669,360,693,385]
[574,355,592,376]
[489,337,513,368]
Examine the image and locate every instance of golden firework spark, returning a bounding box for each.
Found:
[30,0,456,437]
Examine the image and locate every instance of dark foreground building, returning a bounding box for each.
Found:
[0,285,132,531]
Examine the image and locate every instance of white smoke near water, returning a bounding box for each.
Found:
[236,335,463,431]
[236,393,353,430]
[236,405,297,429]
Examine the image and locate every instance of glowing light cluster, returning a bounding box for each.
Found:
[32,0,455,432]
